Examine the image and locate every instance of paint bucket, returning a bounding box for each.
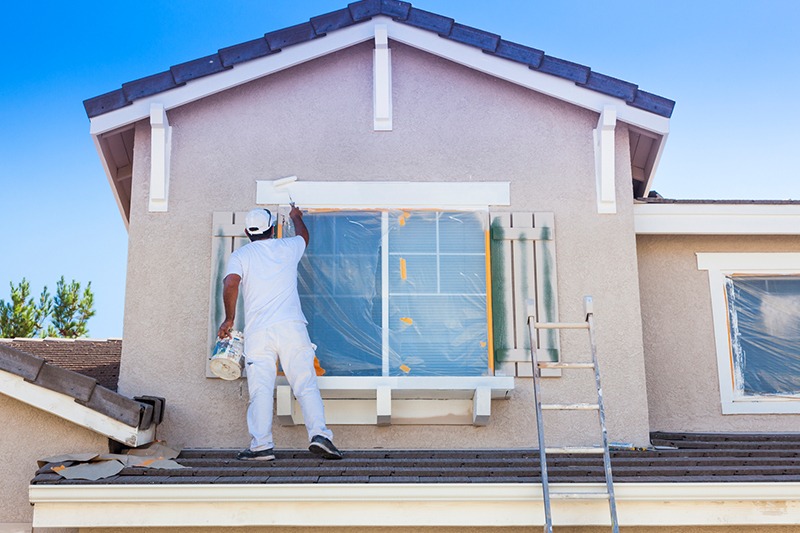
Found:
[210,330,245,380]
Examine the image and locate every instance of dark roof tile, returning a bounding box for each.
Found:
[404,7,453,35]
[77,385,145,428]
[311,8,356,35]
[122,71,182,102]
[83,89,129,119]
[265,22,318,51]
[490,39,544,68]
[170,54,230,84]
[630,89,676,118]
[0,344,44,380]
[35,363,96,403]
[446,23,500,52]
[348,0,381,22]
[578,71,638,102]
[218,38,273,67]
[380,0,411,20]
[535,55,590,84]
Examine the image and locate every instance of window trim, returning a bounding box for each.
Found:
[697,252,800,414]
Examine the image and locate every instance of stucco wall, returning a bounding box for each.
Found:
[638,234,800,432]
[0,394,106,526]
[119,40,650,450]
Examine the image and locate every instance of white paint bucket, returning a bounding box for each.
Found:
[210,330,244,380]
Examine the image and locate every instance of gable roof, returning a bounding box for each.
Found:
[85,1,674,226]
[84,1,674,120]
[0,338,121,390]
[0,340,159,446]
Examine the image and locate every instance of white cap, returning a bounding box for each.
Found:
[244,208,275,235]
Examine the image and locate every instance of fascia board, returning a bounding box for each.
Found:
[31,482,800,528]
[0,370,153,447]
[634,203,800,235]
[88,17,670,138]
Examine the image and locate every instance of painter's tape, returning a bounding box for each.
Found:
[399,364,411,373]
[400,317,413,325]
[400,258,407,280]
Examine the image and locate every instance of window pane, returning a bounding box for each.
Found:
[299,212,383,376]
[726,276,800,396]
[388,211,489,376]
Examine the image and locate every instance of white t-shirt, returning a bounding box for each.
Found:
[225,236,307,337]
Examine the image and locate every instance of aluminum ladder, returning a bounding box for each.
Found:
[526,296,619,533]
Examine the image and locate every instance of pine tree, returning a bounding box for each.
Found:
[0,279,52,338]
[47,277,96,338]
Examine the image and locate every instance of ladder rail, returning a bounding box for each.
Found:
[526,296,619,533]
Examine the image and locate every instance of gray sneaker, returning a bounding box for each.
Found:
[236,448,275,461]
[308,435,342,460]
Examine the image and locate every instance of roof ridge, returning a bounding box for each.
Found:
[84,0,674,119]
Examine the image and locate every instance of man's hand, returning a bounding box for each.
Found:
[289,205,303,219]
[217,318,234,340]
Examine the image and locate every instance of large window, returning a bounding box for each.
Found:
[297,210,490,377]
[698,253,800,413]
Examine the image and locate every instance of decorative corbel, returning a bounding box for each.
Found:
[594,105,617,214]
[149,103,172,212]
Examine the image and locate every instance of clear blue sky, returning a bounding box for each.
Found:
[0,1,798,338]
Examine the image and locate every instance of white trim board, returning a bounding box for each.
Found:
[31,482,800,528]
[635,203,800,235]
[0,370,155,447]
[256,180,510,208]
[697,252,800,414]
[89,17,669,137]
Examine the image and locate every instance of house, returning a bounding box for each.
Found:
[2,1,800,530]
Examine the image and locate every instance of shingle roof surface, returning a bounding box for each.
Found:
[83,0,675,119]
[0,338,121,390]
[31,432,800,486]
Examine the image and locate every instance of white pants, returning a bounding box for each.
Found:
[244,320,333,451]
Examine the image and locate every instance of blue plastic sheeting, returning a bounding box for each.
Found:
[725,276,800,397]
[294,210,490,377]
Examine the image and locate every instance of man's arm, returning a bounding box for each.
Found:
[290,205,309,247]
[217,273,241,339]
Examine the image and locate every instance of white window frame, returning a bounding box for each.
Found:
[697,252,800,414]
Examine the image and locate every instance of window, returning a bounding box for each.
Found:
[296,210,491,377]
[698,253,800,413]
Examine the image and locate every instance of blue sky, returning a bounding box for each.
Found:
[0,0,798,338]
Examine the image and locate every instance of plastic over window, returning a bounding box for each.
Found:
[725,275,800,397]
[288,210,491,377]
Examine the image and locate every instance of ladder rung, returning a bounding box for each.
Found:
[544,446,605,454]
[549,491,610,500]
[541,403,599,410]
[538,362,595,369]
[533,322,589,330]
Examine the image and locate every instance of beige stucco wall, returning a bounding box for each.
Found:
[638,234,800,432]
[119,40,650,450]
[0,394,106,526]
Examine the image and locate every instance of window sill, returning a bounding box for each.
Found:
[276,376,514,426]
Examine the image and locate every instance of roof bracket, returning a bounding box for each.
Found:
[373,24,392,131]
[149,103,172,212]
[594,105,617,214]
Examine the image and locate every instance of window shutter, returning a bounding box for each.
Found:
[207,211,248,378]
[490,212,560,377]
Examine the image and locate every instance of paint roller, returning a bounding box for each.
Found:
[273,176,297,206]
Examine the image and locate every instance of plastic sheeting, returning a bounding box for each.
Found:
[291,210,490,377]
[725,276,800,397]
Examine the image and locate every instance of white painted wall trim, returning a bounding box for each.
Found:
[0,370,154,447]
[373,24,392,131]
[256,180,510,208]
[88,18,669,138]
[594,105,617,214]
[276,376,513,426]
[31,482,800,528]
[635,203,800,235]
[697,252,800,414]
[148,103,171,212]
